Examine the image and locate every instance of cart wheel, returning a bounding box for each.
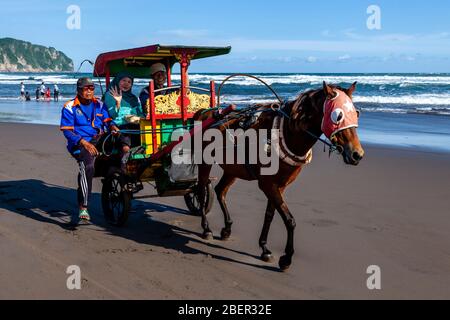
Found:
[102,170,132,227]
[184,182,214,216]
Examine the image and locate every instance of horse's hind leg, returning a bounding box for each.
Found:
[259,200,276,262]
[198,164,214,240]
[215,173,237,240]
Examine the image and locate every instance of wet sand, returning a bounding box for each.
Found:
[0,122,449,299]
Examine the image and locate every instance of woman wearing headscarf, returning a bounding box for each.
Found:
[104,71,144,148]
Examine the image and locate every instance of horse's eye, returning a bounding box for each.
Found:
[331,108,345,124]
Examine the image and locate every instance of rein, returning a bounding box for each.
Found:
[216,75,344,156]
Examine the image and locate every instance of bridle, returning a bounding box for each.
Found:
[273,92,346,156]
[215,74,355,156]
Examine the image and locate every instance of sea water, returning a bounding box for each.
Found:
[0,72,449,152]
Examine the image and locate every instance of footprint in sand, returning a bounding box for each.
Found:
[304,219,339,227]
[354,225,384,233]
[19,149,51,159]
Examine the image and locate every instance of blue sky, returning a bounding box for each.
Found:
[1,0,450,73]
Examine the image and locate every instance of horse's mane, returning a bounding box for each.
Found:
[292,83,348,113]
[288,83,348,123]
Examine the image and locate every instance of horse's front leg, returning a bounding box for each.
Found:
[197,163,214,240]
[259,200,276,262]
[276,202,296,271]
[260,184,296,271]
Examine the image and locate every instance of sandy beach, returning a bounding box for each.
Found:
[0,121,449,300]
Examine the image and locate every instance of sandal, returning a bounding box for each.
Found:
[79,209,91,221]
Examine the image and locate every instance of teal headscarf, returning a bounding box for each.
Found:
[107,71,140,108]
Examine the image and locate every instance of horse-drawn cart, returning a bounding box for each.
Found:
[91,44,232,226]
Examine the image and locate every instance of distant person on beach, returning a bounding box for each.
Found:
[40,82,46,99]
[20,82,25,99]
[139,63,174,114]
[25,91,31,101]
[60,77,129,225]
[35,87,40,101]
[54,84,60,102]
[45,87,51,101]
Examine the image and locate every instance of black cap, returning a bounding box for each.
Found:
[77,77,94,89]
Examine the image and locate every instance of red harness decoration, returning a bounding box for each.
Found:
[321,90,359,139]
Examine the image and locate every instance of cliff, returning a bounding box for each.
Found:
[0,38,73,72]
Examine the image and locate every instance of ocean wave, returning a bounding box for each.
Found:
[181,74,450,86]
[0,92,449,107]
[219,93,450,115]
[360,107,450,116]
[222,93,450,106]
[359,107,408,114]
[2,73,450,87]
[353,94,450,105]
[0,95,74,101]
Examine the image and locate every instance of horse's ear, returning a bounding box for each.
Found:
[347,81,357,97]
[323,81,334,98]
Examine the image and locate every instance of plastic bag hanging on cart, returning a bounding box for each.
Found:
[168,162,198,183]
[167,148,198,183]
[167,130,198,183]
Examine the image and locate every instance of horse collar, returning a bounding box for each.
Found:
[272,115,313,167]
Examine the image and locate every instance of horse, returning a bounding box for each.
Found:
[192,81,365,271]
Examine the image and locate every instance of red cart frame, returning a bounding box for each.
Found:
[94,44,230,154]
[92,44,233,226]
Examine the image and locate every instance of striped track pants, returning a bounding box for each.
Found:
[75,148,95,207]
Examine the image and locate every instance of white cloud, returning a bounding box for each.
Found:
[423,32,450,40]
[374,33,415,42]
[343,29,363,40]
[306,56,318,63]
[278,57,293,63]
[338,54,351,61]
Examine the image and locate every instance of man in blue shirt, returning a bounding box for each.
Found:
[60,77,130,226]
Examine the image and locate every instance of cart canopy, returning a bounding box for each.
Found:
[93,44,231,78]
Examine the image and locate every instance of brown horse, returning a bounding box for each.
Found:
[193,82,365,271]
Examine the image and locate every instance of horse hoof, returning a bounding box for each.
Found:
[220,228,231,241]
[202,231,213,241]
[261,253,274,263]
[278,255,292,272]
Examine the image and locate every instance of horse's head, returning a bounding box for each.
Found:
[322,82,365,165]
[290,82,365,166]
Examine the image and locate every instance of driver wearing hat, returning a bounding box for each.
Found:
[60,77,129,226]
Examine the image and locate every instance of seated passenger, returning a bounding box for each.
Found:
[139,63,174,110]
[104,71,143,147]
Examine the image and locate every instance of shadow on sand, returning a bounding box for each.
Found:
[0,179,280,272]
